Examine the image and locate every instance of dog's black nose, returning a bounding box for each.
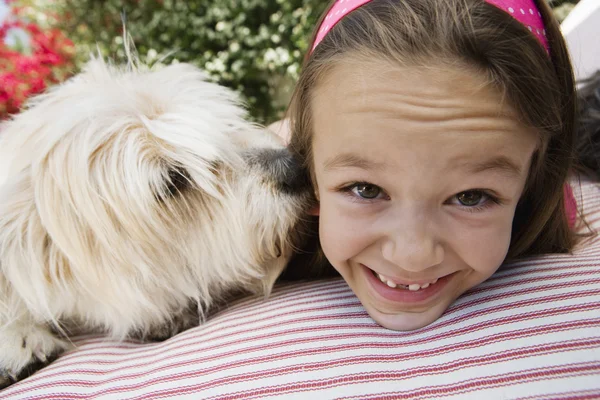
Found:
[246,148,310,194]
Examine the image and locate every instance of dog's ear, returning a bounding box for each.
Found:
[0,168,64,294]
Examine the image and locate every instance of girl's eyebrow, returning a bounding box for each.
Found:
[323,152,523,178]
[323,153,387,172]
[457,155,523,178]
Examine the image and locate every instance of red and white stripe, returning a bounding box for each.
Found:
[2,180,600,399]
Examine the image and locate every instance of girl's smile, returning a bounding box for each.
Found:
[362,263,453,304]
[310,58,539,331]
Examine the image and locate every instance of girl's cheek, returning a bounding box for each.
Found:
[318,195,372,262]
[447,216,513,275]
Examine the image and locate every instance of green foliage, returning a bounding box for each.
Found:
[37,0,328,124]
[27,0,577,124]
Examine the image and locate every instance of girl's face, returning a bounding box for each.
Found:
[311,59,538,331]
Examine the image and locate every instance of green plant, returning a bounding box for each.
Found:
[27,0,327,124]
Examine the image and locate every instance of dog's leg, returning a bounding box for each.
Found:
[0,316,70,389]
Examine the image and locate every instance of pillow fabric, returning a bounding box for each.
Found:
[1,180,600,400]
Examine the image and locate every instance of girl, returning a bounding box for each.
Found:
[281,0,584,331]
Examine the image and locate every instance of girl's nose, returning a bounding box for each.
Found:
[380,212,444,272]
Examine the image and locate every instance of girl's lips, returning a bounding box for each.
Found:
[361,264,454,305]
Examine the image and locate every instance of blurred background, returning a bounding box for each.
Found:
[0,0,582,124]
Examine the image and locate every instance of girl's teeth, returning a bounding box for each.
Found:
[408,284,421,291]
[376,272,439,291]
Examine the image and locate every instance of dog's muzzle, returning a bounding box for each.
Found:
[245,148,310,194]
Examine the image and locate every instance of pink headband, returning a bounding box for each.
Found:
[311,0,549,54]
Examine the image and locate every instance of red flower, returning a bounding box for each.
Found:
[0,7,75,119]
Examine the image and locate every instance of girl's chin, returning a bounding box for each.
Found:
[363,302,449,331]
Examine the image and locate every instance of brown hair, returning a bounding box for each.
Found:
[284,0,578,277]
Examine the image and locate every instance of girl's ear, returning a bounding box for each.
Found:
[308,203,320,216]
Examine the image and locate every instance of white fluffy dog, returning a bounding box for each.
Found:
[0,57,311,387]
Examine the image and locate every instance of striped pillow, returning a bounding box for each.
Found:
[2,180,599,400]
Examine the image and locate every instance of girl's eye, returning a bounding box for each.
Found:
[338,182,388,202]
[450,189,501,212]
[456,190,484,206]
[352,183,382,199]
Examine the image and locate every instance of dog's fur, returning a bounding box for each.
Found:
[0,58,311,387]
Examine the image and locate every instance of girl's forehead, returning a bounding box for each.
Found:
[315,58,498,105]
[310,58,538,164]
[311,57,525,128]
